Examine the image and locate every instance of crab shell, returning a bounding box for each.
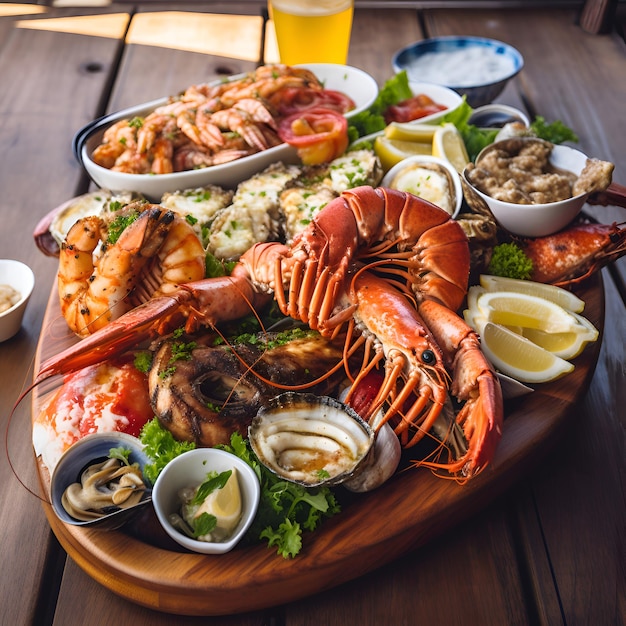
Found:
[248,392,375,488]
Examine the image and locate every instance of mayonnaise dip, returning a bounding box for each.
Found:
[407,47,517,87]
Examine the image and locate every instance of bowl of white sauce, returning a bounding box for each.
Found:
[0,259,35,342]
[392,36,524,108]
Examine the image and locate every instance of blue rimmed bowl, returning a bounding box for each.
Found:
[392,36,524,108]
[49,432,153,531]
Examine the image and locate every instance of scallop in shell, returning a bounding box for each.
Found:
[248,393,375,487]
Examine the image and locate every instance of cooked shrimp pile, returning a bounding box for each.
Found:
[90,64,353,175]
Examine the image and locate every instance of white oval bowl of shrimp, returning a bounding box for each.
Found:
[78,64,379,202]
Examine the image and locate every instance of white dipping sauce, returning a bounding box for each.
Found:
[408,47,517,87]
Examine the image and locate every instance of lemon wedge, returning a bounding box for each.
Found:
[432,123,470,173]
[374,135,432,172]
[479,274,585,313]
[385,122,438,143]
[465,286,598,362]
[479,321,574,383]
[194,468,242,535]
[472,290,584,334]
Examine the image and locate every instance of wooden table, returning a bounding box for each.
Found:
[1,3,624,624]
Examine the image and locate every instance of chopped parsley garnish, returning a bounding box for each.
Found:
[108,446,132,466]
[134,351,153,374]
[158,329,197,379]
[107,210,141,244]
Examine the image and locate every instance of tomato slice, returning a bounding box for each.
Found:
[277,107,349,165]
[274,87,356,117]
[384,94,447,124]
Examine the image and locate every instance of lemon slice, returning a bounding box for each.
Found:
[479,274,585,313]
[432,123,470,173]
[374,135,432,171]
[474,290,583,334]
[520,311,598,359]
[465,287,598,360]
[480,322,574,383]
[384,122,438,143]
[195,468,242,535]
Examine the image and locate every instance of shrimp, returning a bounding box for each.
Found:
[58,205,205,337]
[210,100,279,151]
[91,120,138,169]
[172,142,251,172]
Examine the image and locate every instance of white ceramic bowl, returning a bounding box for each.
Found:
[392,36,524,108]
[462,139,590,237]
[0,259,35,342]
[382,155,462,218]
[77,64,379,202]
[405,81,463,123]
[152,448,260,555]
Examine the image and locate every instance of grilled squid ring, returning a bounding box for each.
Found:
[148,330,347,447]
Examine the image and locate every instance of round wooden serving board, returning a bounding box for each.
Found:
[32,276,604,616]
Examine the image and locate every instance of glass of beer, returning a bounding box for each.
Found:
[268,0,354,65]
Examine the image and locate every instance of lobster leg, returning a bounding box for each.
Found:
[417,299,503,477]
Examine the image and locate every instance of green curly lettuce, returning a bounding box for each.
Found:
[347,71,413,143]
[139,418,196,484]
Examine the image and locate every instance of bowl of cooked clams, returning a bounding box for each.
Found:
[462,137,615,237]
[49,432,153,530]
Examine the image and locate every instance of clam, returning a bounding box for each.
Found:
[248,393,375,488]
[342,420,401,493]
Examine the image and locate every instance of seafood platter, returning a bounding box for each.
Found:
[26,63,626,615]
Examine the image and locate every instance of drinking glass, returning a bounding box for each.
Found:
[268,0,354,65]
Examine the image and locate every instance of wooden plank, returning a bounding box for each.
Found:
[347,8,424,85]
[0,7,129,626]
[101,4,267,114]
[424,10,626,623]
[527,273,626,624]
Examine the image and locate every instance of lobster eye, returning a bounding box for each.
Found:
[421,349,436,364]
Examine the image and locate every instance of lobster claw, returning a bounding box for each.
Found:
[417,299,503,478]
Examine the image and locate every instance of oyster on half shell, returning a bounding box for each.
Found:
[381,155,462,217]
[248,393,375,488]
